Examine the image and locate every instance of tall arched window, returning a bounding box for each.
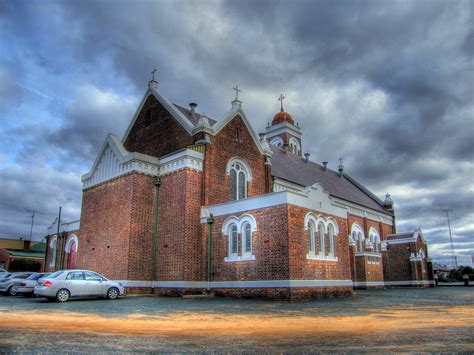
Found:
[318,222,325,256]
[369,228,381,253]
[227,158,252,201]
[351,223,365,253]
[229,224,238,259]
[242,223,252,257]
[357,232,363,252]
[328,224,335,257]
[307,221,316,255]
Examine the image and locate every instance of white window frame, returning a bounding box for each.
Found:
[226,157,252,201]
[368,227,381,254]
[351,223,365,252]
[304,213,339,261]
[222,214,257,262]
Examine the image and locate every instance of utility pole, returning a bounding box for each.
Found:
[26,209,46,241]
[442,209,457,269]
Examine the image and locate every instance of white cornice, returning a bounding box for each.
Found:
[265,121,302,139]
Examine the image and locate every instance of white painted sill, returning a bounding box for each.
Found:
[306,254,338,262]
[224,255,256,262]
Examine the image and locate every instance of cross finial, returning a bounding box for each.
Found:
[151,67,157,82]
[338,156,344,166]
[233,85,241,101]
[278,93,285,112]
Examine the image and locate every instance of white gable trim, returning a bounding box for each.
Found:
[81,134,160,189]
[212,108,266,155]
[121,87,195,143]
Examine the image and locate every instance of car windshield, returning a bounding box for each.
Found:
[26,273,41,281]
[0,273,11,280]
[47,271,64,279]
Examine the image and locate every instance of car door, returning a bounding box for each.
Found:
[84,271,106,296]
[65,271,86,296]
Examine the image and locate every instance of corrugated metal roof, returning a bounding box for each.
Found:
[270,146,389,214]
[4,249,45,258]
[387,232,414,240]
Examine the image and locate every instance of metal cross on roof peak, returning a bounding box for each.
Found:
[278,93,286,111]
[338,156,344,166]
[151,67,157,82]
[233,85,241,100]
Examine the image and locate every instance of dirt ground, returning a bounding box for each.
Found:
[0,288,473,352]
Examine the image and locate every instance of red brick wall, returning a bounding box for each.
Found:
[383,243,412,282]
[210,205,290,282]
[0,249,11,270]
[155,168,203,281]
[123,95,193,159]
[77,173,155,280]
[203,115,267,206]
[287,205,352,282]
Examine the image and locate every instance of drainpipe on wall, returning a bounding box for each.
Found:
[55,206,62,272]
[43,235,50,272]
[206,214,214,292]
[59,231,66,270]
[151,177,162,293]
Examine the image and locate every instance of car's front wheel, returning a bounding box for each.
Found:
[56,289,70,302]
[107,287,119,300]
[8,287,17,296]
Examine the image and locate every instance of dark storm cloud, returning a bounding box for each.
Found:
[0,0,471,265]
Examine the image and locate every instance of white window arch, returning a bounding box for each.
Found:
[270,137,284,147]
[222,214,257,262]
[351,223,365,252]
[368,227,381,253]
[288,137,301,155]
[226,157,252,201]
[64,234,79,253]
[304,212,339,261]
[49,236,58,269]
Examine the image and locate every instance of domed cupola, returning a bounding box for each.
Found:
[272,110,294,125]
[265,93,303,156]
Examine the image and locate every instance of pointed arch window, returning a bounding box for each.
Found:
[242,223,252,257]
[223,214,257,262]
[227,158,252,201]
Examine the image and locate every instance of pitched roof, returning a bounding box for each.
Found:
[3,249,45,258]
[387,232,413,240]
[270,146,389,214]
[173,104,217,126]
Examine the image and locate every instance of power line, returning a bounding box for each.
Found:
[26,209,46,241]
[441,209,457,269]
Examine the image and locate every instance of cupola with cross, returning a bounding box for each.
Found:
[265,93,302,156]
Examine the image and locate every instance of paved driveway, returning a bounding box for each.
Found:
[0,287,473,352]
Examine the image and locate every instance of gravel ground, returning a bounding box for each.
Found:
[0,287,472,353]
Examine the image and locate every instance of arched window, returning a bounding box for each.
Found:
[307,221,316,255]
[368,227,381,253]
[351,223,365,253]
[227,158,252,201]
[288,137,301,155]
[318,222,326,256]
[229,224,239,259]
[270,137,284,147]
[242,223,252,257]
[328,224,335,257]
[222,214,257,262]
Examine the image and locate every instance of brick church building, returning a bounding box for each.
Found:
[44,79,434,299]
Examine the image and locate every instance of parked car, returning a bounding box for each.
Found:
[0,272,34,296]
[0,268,7,274]
[34,270,125,302]
[12,272,51,297]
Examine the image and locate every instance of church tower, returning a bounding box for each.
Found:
[265,94,302,156]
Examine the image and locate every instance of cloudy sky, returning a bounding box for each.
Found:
[0,0,472,267]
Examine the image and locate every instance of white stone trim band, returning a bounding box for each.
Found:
[354,280,434,287]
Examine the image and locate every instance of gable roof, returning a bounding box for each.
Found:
[122,86,196,142]
[270,146,389,214]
